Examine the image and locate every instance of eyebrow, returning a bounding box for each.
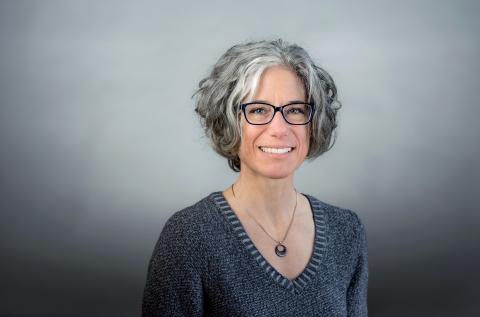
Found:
[249,99,307,104]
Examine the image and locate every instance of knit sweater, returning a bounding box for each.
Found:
[142,192,368,316]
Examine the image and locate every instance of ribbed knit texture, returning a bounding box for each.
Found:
[142,192,368,316]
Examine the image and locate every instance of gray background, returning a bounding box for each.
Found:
[1,0,479,316]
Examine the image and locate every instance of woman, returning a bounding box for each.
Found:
[142,39,368,316]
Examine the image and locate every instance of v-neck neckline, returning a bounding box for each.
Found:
[210,191,328,295]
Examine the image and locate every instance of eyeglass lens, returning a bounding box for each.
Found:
[244,103,312,124]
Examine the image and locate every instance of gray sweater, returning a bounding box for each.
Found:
[142,192,368,316]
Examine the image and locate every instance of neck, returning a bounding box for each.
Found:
[229,170,297,228]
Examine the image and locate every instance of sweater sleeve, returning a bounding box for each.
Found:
[346,213,369,317]
[142,214,205,317]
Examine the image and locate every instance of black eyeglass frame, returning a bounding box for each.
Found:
[238,101,316,125]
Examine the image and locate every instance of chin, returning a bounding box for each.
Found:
[257,166,295,180]
[265,173,292,180]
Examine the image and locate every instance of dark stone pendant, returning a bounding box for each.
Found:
[275,243,287,257]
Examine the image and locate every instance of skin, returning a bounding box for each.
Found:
[222,64,312,237]
[222,65,316,279]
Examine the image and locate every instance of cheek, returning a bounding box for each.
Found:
[238,128,257,158]
[298,127,310,154]
[240,123,262,150]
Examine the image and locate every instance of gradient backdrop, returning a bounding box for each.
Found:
[1,1,479,316]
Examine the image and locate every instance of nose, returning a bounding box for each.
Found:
[268,110,289,136]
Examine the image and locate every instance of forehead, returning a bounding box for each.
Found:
[250,65,306,101]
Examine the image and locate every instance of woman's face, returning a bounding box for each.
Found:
[237,65,310,180]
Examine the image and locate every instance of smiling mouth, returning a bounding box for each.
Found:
[259,146,295,154]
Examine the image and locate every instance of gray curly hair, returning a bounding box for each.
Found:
[193,39,341,172]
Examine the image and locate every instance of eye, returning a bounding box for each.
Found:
[246,104,271,115]
[249,107,266,114]
[287,107,305,115]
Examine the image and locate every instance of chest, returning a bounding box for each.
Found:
[236,207,315,280]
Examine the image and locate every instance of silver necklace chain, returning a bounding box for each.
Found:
[231,183,298,257]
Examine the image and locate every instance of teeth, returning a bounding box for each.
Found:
[260,147,293,154]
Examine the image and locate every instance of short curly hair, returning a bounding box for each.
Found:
[193,39,341,172]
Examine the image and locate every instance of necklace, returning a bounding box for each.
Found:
[231,184,298,257]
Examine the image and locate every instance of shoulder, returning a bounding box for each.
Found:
[160,193,217,244]
[149,194,220,272]
[305,194,367,250]
[308,195,365,230]
[156,192,227,258]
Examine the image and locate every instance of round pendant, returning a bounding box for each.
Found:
[275,243,287,257]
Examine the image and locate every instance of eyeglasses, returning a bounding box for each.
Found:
[239,101,315,125]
